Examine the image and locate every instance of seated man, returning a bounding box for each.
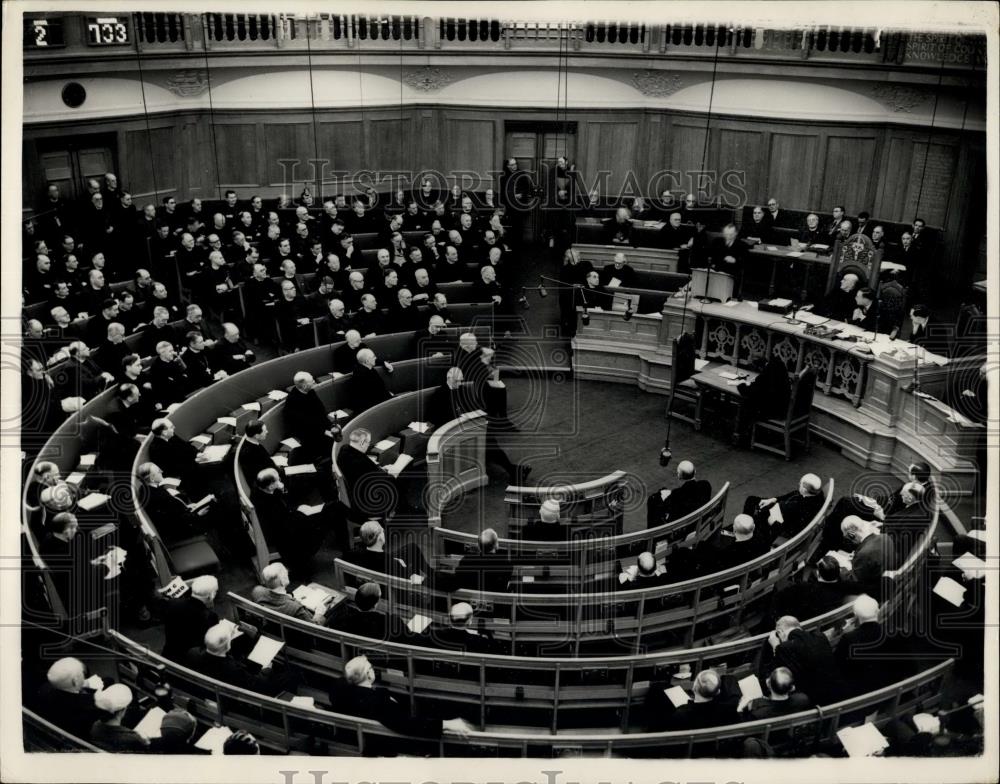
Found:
[346,348,392,413]
[136,461,212,545]
[603,207,633,246]
[90,684,149,752]
[839,516,897,596]
[250,562,330,623]
[743,472,825,543]
[425,602,504,655]
[771,555,850,623]
[647,459,712,527]
[329,655,472,746]
[762,615,846,706]
[599,251,638,288]
[647,669,738,731]
[797,213,824,246]
[658,212,694,251]
[336,428,410,520]
[343,520,433,584]
[819,272,860,322]
[695,514,768,574]
[161,575,221,660]
[33,657,104,741]
[620,551,670,589]
[148,417,211,490]
[737,355,792,428]
[737,667,813,719]
[834,594,897,696]
[251,468,349,565]
[184,622,291,696]
[211,322,256,376]
[325,581,389,640]
[849,286,880,332]
[520,499,567,541]
[450,528,513,592]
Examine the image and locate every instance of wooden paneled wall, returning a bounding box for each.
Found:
[22,104,986,288]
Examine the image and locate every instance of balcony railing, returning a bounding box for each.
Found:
[25,13,987,70]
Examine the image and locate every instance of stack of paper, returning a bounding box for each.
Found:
[933,576,966,607]
[664,686,690,708]
[785,251,804,258]
[268,389,289,401]
[78,454,97,468]
[952,552,988,580]
[195,726,233,754]
[272,453,289,468]
[247,636,284,667]
[292,584,331,613]
[241,402,262,413]
[65,472,86,486]
[284,463,317,476]
[289,695,316,709]
[77,493,111,511]
[836,723,889,757]
[216,416,238,428]
[738,675,764,700]
[374,439,396,451]
[280,437,301,451]
[190,434,212,447]
[407,421,432,434]
[770,298,793,308]
[133,706,166,739]
[719,371,744,381]
[199,444,231,464]
[407,614,433,634]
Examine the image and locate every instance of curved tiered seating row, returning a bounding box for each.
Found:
[107,627,953,757]
[228,503,939,731]
[329,473,835,653]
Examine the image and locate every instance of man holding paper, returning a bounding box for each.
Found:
[250,562,330,624]
[744,473,825,543]
[337,428,412,520]
[736,667,813,719]
[183,622,293,697]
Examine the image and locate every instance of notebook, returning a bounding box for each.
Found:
[246,636,284,667]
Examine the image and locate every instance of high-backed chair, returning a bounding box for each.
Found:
[826,233,883,294]
[667,332,703,429]
[751,368,816,460]
[877,276,908,337]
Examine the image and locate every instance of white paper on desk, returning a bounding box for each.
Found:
[723,300,740,307]
[218,618,243,640]
[292,584,330,613]
[242,402,261,412]
[768,504,785,525]
[217,416,237,428]
[608,277,622,288]
[726,380,743,386]
[190,434,212,447]
[272,453,289,468]
[407,421,431,434]
[694,359,709,371]
[200,444,231,463]
[718,371,742,381]
[77,492,110,511]
[769,297,793,308]
[797,311,827,326]
[785,251,804,258]
[195,725,233,754]
[952,552,988,580]
[390,453,414,472]
[880,260,907,272]
[664,686,691,708]
[280,437,301,450]
[374,439,396,451]
[826,550,853,570]
[407,613,432,634]
[247,635,284,667]
[837,723,889,757]
[268,389,288,401]
[284,463,317,476]
[289,695,315,709]
[738,675,764,701]
[522,575,535,583]
[65,472,86,486]
[133,706,166,739]
[297,503,324,516]
[78,453,97,468]
[933,576,967,607]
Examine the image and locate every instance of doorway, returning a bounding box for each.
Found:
[35,133,117,202]
[503,122,577,244]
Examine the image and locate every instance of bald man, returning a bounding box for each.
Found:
[744,473,825,543]
[183,622,290,696]
[833,595,896,695]
[648,668,739,731]
[450,527,514,592]
[428,602,504,654]
[763,615,846,706]
[346,348,392,413]
[599,250,638,288]
[161,574,221,660]
[325,581,388,639]
[695,513,768,575]
[738,667,813,719]
[34,657,104,739]
[647,459,713,528]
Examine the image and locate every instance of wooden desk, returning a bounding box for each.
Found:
[573,242,682,274]
[745,243,832,301]
[425,410,489,527]
[689,365,759,442]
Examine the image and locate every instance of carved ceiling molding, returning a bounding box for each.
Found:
[631,70,683,97]
[164,69,210,97]
[868,83,927,113]
[402,66,457,92]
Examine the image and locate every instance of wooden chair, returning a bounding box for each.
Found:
[826,233,883,295]
[667,333,703,429]
[751,368,816,460]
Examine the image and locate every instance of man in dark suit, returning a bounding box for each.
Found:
[148,340,192,409]
[238,419,280,487]
[709,223,747,299]
[819,271,861,322]
[695,514,768,575]
[744,473,825,543]
[764,615,846,706]
[658,212,694,251]
[329,655,473,748]
[520,499,567,541]
[647,669,739,731]
[183,622,290,696]
[342,520,433,582]
[148,417,211,489]
[211,322,256,376]
[33,657,104,741]
[841,516,897,597]
[647,460,712,528]
[834,594,895,696]
[449,528,513,593]
[849,287,880,332]
[319,299,353,345]
[325,581,390,641]
[161,575,220,660]
[347,348,392,413]
[599,251,639,288]
[737,667,814,719]
[250,562,328,623]
[284,371,337,459]
[771,555,849,623]
[136,461,210,545]
[426,602,504,655]
[336,427,403,520]
[251,468,348,564]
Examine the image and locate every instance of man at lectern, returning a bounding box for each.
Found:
[709,224,746,299]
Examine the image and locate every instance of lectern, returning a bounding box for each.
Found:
[690,268,734,302]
